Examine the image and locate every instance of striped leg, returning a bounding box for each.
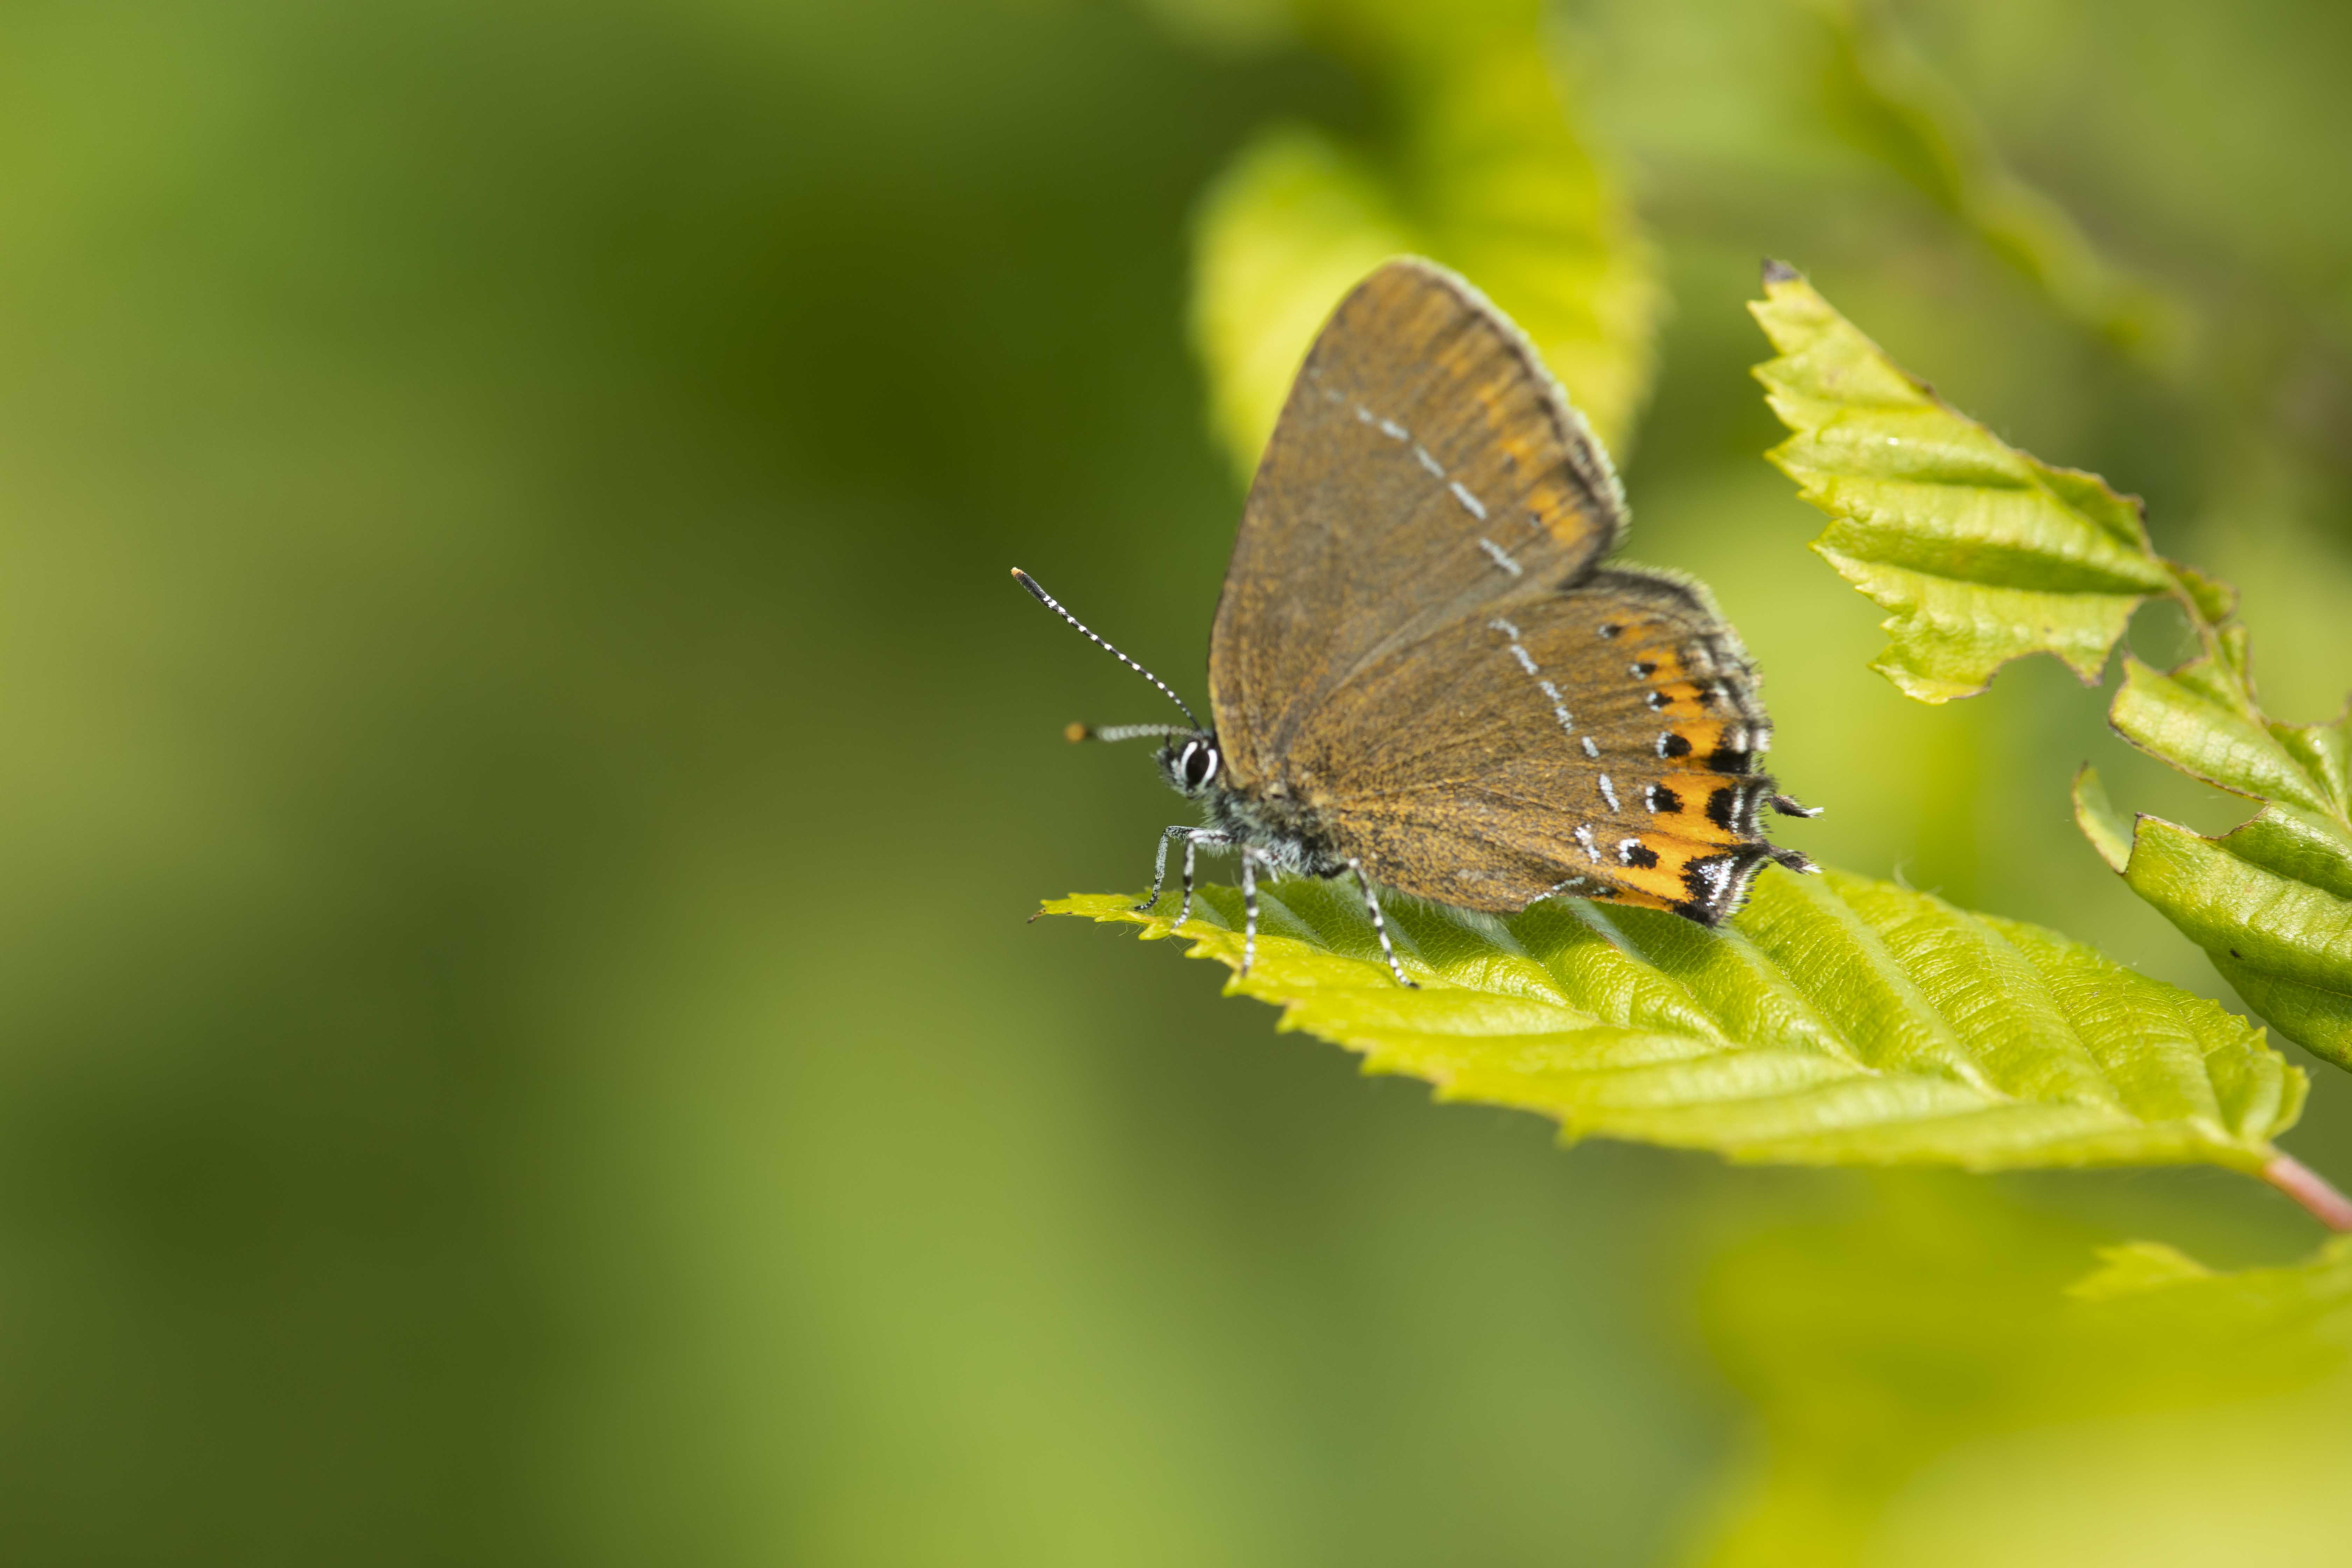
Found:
[1136,824,1201,913]
[1349,859,1416,988]
[1176,831,1224,927]
[1238,848,1262,977]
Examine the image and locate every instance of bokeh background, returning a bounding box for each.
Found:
[3,0,2350,1562]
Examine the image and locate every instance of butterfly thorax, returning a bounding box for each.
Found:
[1189,767,1349,880]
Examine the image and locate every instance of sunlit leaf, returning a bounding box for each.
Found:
[1188,0,1659,480]
[1691,1181,2352,1568]
[2068,765,2131,874]
[2109,654,2340,816]
[1750,269,2174,702]
[2078,652,2352,1066]
[1040,863,2302,1173]
[2070,1233,2352,1343]
[2063,1238,2212,1298]
[2089,799,2352,1073]
[1759,278,2352,1069]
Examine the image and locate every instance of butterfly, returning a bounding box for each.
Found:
[1017,257,1814,986]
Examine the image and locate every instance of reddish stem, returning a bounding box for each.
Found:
[2263,1154,2352,1232]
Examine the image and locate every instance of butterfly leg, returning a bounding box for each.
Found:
[1137,824,1201,913]
[1347,860,1418,989]
[1175,830,1232,928]
[1238,847,1263,977]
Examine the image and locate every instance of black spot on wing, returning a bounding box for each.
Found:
[1674,846,1772,925]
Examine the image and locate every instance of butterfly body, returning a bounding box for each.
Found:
[1026,257,1814,986]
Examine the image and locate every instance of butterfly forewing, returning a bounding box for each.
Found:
[1208,259,1628,785]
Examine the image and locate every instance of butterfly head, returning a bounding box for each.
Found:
[1156,733,1223,798]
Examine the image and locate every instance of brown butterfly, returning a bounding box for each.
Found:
[1017,257,1815,986]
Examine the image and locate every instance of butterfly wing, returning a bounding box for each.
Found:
[1288,565,1799,920]
[1207,258,1629,788]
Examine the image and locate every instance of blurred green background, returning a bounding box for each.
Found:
[3,0,2349,1562]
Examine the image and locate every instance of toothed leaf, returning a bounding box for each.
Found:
[2070,765,2132,874]
[1039,865,2301,1172]
[1750,271,2171,702]
[2095,658,2352,1065]
[2108,806,2352,1071]
[2110,655,2338,814]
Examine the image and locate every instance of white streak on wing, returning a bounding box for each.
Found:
[1477,538,1523,576]
[1598,775,1620,813]
[1448,480,1488,520]
[1617,838,1645,864]
[1574,825,1601,862]
[1582,736,1600,758]
[1490,620,1574,735]
[1355,404,1374,424]
[1378,418,1408,441]
[1414,444,1445,477]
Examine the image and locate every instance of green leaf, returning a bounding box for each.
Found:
[2110,807,2352,1072]
[2086,650,2352,1065]
[1751,270,2174,702]
[2275,708,2352,818]
[2070,1233,2352,1336]
[2069,765,2132,875]
[1692,1180,2352,1568]
[1188,0,1659,480]
[2064,1239,2213,1298]
[2167,558,2239,626]
[1040,863,2302,1173]
[2109,654,2337,815]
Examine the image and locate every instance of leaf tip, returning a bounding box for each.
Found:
[2067,1240,2214,1300]
[1760,257,1802,286]
[1868,650,1984,704]
[2070,765,2134,874]
[2164,558,2240,626]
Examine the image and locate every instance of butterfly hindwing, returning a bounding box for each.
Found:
[1289,567,1791,920]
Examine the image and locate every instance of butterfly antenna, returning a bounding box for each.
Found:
[1011,568,1200,730]
[1064,722,1189,744]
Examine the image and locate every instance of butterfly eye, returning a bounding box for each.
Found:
[1180,741,1219,790]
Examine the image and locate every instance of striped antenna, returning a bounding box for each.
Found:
[1066,722,1190,744]
[1011,569,1200,731]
